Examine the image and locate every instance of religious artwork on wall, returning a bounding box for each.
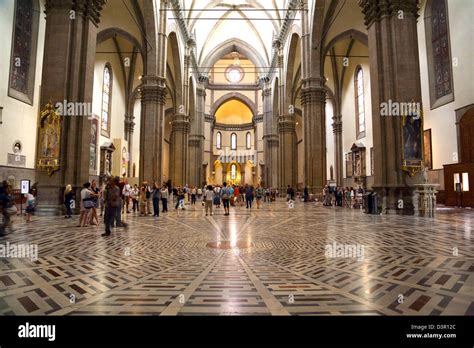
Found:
[424,129,433,170]
[351,143,366,178]
[345,153,353,178]
[89,115,99,172]
[8,0,40,105]
[402,112,424,176]
[37,102,61,175]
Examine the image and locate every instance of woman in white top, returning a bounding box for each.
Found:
[78,182,93,227]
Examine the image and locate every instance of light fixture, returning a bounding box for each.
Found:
[0,106,3,124]
[138,75,143,80]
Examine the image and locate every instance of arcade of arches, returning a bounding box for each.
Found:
[0,0,473,317]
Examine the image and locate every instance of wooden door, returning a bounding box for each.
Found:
[460,107,474,163]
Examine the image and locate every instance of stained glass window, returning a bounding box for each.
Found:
[9,0,39,105]
[231,164,237,180]
[216,132,222,149]
[246,132,251,149]
[431,0,452,99]
[101,64,112,137]
[355,66,365,138]
[231,133,237,150]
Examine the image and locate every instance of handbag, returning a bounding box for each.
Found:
[83,199,95,209]
[6,205,18,216]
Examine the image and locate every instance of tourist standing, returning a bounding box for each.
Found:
[25,189,36,222]
[191,186,197,205]
[139,184,147,216]
[245,185,254,209]
[102,178,121,237]
[89,180,100,226]
[131,184,139,213]
[205,185,214,216]
[122,179,131,214]
[0,181,15,236]
[161,184,169,212]
[214,185,221,208]
[255,185,264,209]
[64,184,74,219]
[152,182,160,217]
[221,182,231,216]
[78,182,94,227]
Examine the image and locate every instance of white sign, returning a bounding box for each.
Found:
[20,180,30,194]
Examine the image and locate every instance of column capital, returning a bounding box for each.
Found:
[171,114,190,132]
[45,0,107,26]
[124,118,135,134]
[263,133,279,146]
[278,115,296,132]
[141,84,167,104]
[301,86,326,105]
[332,117,342,134]
[196,87,206,97]
[359,0,419,29]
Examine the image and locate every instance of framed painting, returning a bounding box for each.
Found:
[424,129,433,169]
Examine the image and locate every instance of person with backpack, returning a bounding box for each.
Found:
[220,182,231,216]
[255,185,264,209]
[102,178,122,237]
[245,185,254,209]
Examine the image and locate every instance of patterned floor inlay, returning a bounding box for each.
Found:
[0,200,473,315]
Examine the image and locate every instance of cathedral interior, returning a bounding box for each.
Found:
[0,0,473,324]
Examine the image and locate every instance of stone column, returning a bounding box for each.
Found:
[35,0,106,213]
[360,0,423,214]
[262,86,279,188]
[139,0,168,186]
[188,86,206,187]
[278,115,297,189]
[124,115,135,177]
[169,114,190,186]
[301,79,326,192]
[333,114,343,185]
[300,0,326,192]
[139,77,166,185]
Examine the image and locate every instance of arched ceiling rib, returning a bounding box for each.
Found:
[182,0,290,67]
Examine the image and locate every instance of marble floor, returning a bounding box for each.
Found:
[0,200,473,316]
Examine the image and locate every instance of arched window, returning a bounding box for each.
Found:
[101,64,112,137]
[424,0,454,108]
[246,132,251,149]
[8,0,40,105]
[231,163,237,180]
[354,66,366,139]
[231,133,237,150]
[216,132,222,149]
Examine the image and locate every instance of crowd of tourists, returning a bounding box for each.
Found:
[1,174,367,238]
[322,185,365,208]
[0,180,37,236]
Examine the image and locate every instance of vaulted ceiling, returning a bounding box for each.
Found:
[182,0,290,67]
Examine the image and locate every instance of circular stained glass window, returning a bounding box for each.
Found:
[225,65,244,83]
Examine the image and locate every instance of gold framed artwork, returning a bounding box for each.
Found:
[402,109,424,177]
[424,129,433,169]
[36,102,61,176]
